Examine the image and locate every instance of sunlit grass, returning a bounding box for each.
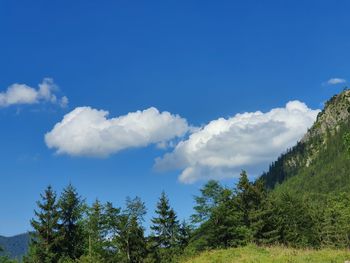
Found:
[180,244,350,263]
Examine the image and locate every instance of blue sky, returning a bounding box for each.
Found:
[0,1,349,236]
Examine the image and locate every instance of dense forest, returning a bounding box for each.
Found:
[1,168,350,263]
[2,90,350,262]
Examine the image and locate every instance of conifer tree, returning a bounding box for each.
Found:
[151,192,180,249]
[86,200,106,260]
[150,192,181,262]
[320,193,350,248]
[235,170,253,227]
[250,195,280,245]
[28,186,60,263]
[58,184,85,260]
[274,192,317,247]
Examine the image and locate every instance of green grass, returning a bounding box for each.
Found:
[180,244,350,263]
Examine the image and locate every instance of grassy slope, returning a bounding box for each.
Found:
[181,245,350,263]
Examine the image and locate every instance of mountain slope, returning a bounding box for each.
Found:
[261,89,350,195]
[0,233,30,259]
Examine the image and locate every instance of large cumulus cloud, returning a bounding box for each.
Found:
[155,101,320,183]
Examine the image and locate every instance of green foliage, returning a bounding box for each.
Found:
[343,131,350,157]
[27,185,61,263]
[149,192,187,262]
[189,173,257,251]
[114,206,147,263]
[58,184,85,261]
[85,199,106,260]
[262,90,350,196]
[151,192,180,249]
[272,193,318,247]
[319,193,350,248]
[0,256,18,263]
[191,180,224,224]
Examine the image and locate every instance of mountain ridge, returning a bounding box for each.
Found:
[0,232,30,259]
[261,88,350,195]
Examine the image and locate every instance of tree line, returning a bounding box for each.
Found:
[1,171,350,263]
[20,185,190,263]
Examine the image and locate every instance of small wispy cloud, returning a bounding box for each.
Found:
[325,78,346,85]
[0,78,68,108]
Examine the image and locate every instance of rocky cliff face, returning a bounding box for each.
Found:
[302,89,350,144]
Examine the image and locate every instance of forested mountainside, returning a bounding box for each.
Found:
[0,233,29,259]
[261,89,350,195]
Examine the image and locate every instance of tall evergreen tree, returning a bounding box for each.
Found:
[28,186,60,263]
[85,200,106,260]
[235,170,254,228]
[250,194,280,245]
[150,192,180,262]
[151,192,180,249]
[58,184,85,260]
[274,192,318,247]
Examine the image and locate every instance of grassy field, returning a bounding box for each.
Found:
[181,244,350,263]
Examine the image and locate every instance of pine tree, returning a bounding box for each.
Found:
[150,192,181,262]
[28,186,60,263]
[86,200,106,260]
[235,170,253,227]
[151,192,180,249]
[58,184,85,260]
[320,193,350,248]
[275,192,317,247]
[250,194,280,245]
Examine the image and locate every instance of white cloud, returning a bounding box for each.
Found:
[59,96,69,108]
[0,78,68,108]
[326,78,346,85]
[45,107,189,157]
[155,101,320,183]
